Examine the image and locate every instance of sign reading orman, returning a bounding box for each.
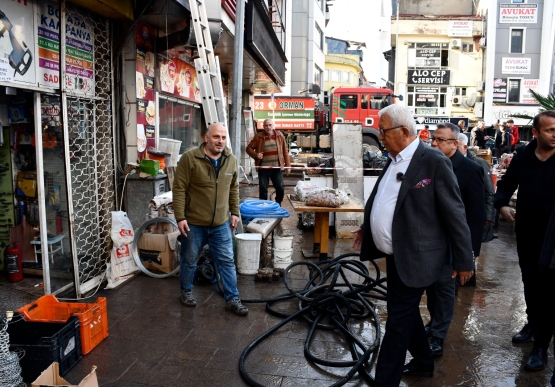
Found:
[253,96,315,130]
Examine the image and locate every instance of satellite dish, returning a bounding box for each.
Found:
[466,93,477,107]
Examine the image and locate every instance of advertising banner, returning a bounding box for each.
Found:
[408,69,450,85]
[501,57,531,74]
[37,2,95,96]
[499,4,538,23]
[253,96,315,130]
[157,56,201,103]
[448,20,473,37]
[522,79,539,104]
[0,0,36,84]
[493,78,508,103]
[136,21,156,158]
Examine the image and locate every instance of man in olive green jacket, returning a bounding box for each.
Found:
[173,123,247,315]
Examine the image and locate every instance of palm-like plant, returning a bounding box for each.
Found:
[510,89,555,121]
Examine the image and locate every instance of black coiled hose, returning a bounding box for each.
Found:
[239,253,387,386]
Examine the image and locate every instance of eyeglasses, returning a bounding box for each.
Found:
[378,125,404,135]
[430,137,457,143]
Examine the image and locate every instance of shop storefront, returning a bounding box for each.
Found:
[0,0,116,296]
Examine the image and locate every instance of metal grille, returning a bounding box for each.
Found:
[62,5,115,294]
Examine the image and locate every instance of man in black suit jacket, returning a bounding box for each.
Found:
[425,123,485,356]
[352,105,474,386]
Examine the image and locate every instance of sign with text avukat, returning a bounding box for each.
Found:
[253,96,315,130]
[499,4,538,23]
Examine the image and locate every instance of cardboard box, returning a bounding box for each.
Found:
[32,362,98,387]
[138,231,179,273]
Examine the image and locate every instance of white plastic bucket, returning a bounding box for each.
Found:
[235,233,262,275]
[273,235,293,250]
[158,138,182,167]
[273,248,293,269]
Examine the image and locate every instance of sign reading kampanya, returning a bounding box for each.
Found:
[499,4,538,23]
[448,20,473,37]
[253,96,315,130]
[501,57,531,74]
[522,79,539,104]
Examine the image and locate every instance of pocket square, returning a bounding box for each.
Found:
[412,178,432,189]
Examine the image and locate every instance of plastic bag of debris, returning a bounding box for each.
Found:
[291,181,321,201]
[305,188,349,208]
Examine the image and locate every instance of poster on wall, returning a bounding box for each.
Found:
[499,4,538,24]
[136,21,156,159]
[157,56,201,103]
[448,20,473,37]
[501,57,531,74]
[493,78,507,103]
[37,2,95,96]
[522,79,539,104]
[0,1,36,84]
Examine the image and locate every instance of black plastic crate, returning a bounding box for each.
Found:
[7,315,82,382]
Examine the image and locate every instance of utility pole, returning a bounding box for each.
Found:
[230,0,246,158]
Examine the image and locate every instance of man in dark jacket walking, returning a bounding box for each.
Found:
[470,122,490,149]
[246,119,291,205]
[495,110,555,372]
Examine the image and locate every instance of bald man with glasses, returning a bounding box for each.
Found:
[352,105,474,385]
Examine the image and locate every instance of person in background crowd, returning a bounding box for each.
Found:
[494,110,555,372]
[425,123,484,357]
[458,120,467,133]
[419,125,431,143]
[173,123,248,316]
[246,118,291,206]
[351,104,474,386]
[470,121,490,149]
[495,122,512,158]
[507,119,519,151]
[458,133,496,243]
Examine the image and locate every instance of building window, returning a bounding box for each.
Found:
[407,42,449,68]
[339,94,358,109]
[508,79,521,103]
[315,24,323,50]
[331,70,340,82]
[342,71,350,84]
[462,43,474,52]
[406,86,448,115]
[314,66,322,86]
[511,0,525,3]
[510,29,524,53]
[324,69,329,82]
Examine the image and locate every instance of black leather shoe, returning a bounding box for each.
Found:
[430,336,444,357]
[524,347,547,371]
[402,360,433,378]
[512,324,537,343]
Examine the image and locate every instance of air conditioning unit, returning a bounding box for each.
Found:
[476,81,485,92]
[452,95,463,105]
[479,37,486,48]
[450,39,461,49]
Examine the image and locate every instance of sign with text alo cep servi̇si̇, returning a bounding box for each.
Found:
[408,70,451,85]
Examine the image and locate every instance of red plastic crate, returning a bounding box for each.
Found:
[17,295,108,355]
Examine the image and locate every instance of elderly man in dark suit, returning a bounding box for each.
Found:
[425,123,485,356]
[352,105,474,386]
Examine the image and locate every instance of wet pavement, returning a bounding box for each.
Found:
[2,176,553,386]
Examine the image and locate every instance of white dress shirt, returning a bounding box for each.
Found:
[370,137,420,255]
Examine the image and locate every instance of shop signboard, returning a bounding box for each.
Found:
[415,49,440,68]
[37,2,95,96]
[522,79,539,104]
[0,0,36,84]
[491,105,540,125]
[135,21,156,158]
[253,96,315,130]
[157,56,201,103]
[501,57,531,74]
[499,4,538,24]
[493,78,508,102]
[448,20,473,37]
[414,116,450,126]
[408,70,450,85]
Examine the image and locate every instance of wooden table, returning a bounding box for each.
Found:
[288,195,365,260]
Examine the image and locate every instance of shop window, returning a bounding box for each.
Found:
[406,86,447,115]
[508,79,521,103]
[159,96,202,154]
[510,29,524,53]
[407,42,449,69]
[339,94,358,109]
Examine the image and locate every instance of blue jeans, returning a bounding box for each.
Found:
[258,168,285,203]
[179,222,239,301]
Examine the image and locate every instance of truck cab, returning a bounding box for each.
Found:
[329,86,396,154]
